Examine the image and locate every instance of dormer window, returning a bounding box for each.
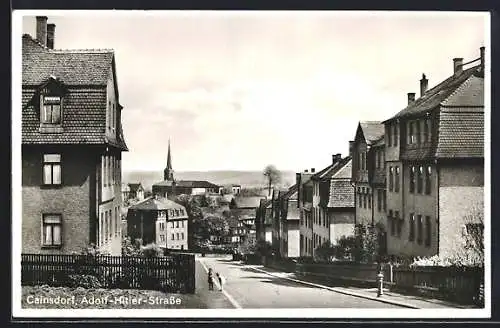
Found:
[42,96,61,124]
[38,77,66,133]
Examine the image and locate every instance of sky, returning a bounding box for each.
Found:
[19,11,488,172]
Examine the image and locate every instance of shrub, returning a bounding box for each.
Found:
[67,274,102,289]
[140,243,164,258]
[353,224,379,263]
[314,241,337,262]
[411,254,483,268]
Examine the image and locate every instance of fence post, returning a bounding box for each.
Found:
[377,264,384,297]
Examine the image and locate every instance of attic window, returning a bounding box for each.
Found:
[39,79,65,133]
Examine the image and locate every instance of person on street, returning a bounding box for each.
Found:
[216,272,225,291]
[208,268,214,291]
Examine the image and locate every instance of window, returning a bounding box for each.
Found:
[100,213,104,246]
[181,220,185,228]
[171,233,175,240]
[424,118,432,142]
[409,213,415,241]
[160,234,165,242]
[417,166,424,194]
[409,166,416,193]
[377,190,382,211]
[176,233,180,240]
[170,221,174,228]
[409,121,415,144]
[416,120,421,144]
[43,154,61,185]
[389,167,394,191]
[368,194,371,209]
[425,166,432,195]
[176,221,179,228]
[363,194,367,208]
[181,232,184,240]
[395,167,400,193]
[393,124,398,146]
[387,125,392,147]
[395,211,402,237]
[389,210,395,236]
[41,96,61,124]
[425,216,431,247]
[383,190,387,211]
[42,214,62,247]
[417,215,423,244]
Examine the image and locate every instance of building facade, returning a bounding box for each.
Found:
[382,48,485,258]
[126,196,189,250]
[22,16,128,256]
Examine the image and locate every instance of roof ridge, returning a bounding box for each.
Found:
[51,48,114,54]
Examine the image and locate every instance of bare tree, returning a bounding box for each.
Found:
[263,164,281,197]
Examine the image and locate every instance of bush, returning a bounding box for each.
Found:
[353,224,379,263]
[67,274,102,289]
[140,243,164,258]
[411,254,484,268]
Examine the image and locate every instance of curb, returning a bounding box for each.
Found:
[249,266,420,309]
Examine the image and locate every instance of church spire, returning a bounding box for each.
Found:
[164,139,174,181]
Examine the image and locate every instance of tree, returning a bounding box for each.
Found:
[263,164,281,197]
[460,202,484,266]
[315,241,337,262]
[193,214,229,241]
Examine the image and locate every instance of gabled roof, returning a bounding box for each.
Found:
[327,179,354,208]
[280,184,298,200]
[384,65,482,122]
[357,121,385,145]
[372,135,385,148]
[435,107,484,158]
[21,34,128,150]
[312,156,352,181]
[22,34,114,86]
[128,183,143,192]
[153,180,220,188]
[129,197,187,212]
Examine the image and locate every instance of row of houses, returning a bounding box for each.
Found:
[257,47,485,259]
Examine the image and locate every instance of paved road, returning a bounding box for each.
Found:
[197,255,401,308]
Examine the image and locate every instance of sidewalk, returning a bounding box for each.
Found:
[247,264,479,309]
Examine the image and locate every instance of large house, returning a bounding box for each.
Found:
[230,196,264,242]
[152,141,222,197]
[382,48,485,258]
[21,16,128,256]
[126,196,189,250]
[255,198,273,245]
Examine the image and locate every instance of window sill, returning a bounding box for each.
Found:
[40,184,63,189]
[39,126,64,134]
[41,245,63,249]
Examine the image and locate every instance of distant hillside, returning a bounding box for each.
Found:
[122,170,296,191]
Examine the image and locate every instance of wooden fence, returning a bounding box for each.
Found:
[21,253,196,294]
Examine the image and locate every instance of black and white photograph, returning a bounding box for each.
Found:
[11,10,490,319]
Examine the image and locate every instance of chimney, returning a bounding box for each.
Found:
[47,23,55,49]
[36,16,48,47]
[480,47,485,70]
[453,58,463,75]
[332,153,342,164]
[311,168,316,173]
[420,74,428,97]
[349,141,354,159]
[407,92,415,105]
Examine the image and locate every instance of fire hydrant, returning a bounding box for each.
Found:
[377,272,384,297]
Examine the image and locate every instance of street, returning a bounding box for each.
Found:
[197,255,401,308]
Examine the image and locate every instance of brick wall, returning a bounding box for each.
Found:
[22,147,94,254]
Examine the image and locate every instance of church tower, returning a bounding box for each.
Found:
[164,139,174,181]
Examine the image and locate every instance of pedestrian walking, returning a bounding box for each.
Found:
[216,272,225,291]
[208,268,214,291]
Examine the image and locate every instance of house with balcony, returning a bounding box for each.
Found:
[21,16,128,256]
[382,47,485,258]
